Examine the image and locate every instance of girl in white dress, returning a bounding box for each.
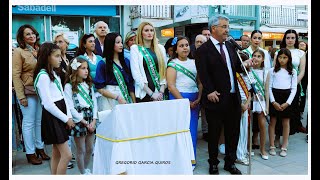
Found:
[250,49,269,160]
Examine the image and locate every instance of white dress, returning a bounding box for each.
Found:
[250,68,267,113]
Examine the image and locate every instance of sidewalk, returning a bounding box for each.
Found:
[11,110,308,175]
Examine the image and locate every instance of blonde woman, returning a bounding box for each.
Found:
[130,22,167,102]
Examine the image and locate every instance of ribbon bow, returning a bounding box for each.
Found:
[171,37,178,46]
[70,58,82,70]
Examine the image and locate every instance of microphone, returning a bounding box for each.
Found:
[227,36,244,51]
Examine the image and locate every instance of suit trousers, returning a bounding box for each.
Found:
[206,93,241,166]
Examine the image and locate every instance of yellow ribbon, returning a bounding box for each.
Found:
[96,129,190,142]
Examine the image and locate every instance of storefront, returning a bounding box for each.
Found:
[243,31,284,50]
[12,5,120,57]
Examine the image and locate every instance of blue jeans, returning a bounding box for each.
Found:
[18,95,44,154]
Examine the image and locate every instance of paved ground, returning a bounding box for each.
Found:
[11,101,309,176]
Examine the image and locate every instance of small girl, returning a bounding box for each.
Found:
[64,56,98,175]
[268,48,297,157]
[250,49,269,160]
[166,36,202,170]
[33,42,74,174]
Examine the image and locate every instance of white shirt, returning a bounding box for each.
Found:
[171,58,198,93]
[210,36,235,93]
[130,44,167,99]
[84,52,98,65]
[64,82,98,123]
[290,49,305,69]
[250,68,268,87]
[268,67,297,105]
[36,71,72,123]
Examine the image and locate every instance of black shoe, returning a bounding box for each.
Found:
[224,165,242,175]
[209,164,219,175]
[203,133,208,142]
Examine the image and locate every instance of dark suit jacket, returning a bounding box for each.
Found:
[195,39,243,111]
[95,38,103,56]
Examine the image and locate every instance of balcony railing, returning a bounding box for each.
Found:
[261,6,308,27]
[226,5,256,17]
[130,5,171,19]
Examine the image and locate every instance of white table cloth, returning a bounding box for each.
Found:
[93,99,195,175]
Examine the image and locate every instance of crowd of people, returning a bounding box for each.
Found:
[12,14,308,175]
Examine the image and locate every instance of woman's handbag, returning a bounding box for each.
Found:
[24,85,36,95]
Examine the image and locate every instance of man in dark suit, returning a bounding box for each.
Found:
[93,21,109,56]
[195,14,253,175]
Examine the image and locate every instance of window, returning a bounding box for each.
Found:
[90,16,120,34]
[12,15,45,43]
[51,16,84,47]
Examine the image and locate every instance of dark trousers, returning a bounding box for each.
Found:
[206,93,241,167]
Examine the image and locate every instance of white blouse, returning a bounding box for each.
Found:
[64,82,98,123]
[130,44,167,99]
[268,67,297,105]
[84,52,98,65]
[36,71,72,123]
[290,49,305,69]
[171,58,198,93]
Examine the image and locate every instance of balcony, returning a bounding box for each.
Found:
[261,6,308,27]
[130,5,172,19]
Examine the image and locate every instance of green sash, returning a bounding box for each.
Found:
[78,83,94,109]
[34,69,63,102]
[113,64,133,103]
[293,65,305,96]
[167,61,197,83]
[251,69,265,97]
[137,45,161,91]
[244,49,252,58]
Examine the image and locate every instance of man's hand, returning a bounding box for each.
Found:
[207,91,220,103]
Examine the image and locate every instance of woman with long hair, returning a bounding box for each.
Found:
[94,32,136,111]
[273,30,307,145]
[130,22,167,102]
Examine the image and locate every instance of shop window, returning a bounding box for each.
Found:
[51,16,83,58]
[12,15,45,44]
[90,17,120,34]
[51,16,84,46]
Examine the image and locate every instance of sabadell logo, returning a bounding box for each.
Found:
[17,5,56,12]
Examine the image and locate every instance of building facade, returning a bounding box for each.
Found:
[12,5,121,56]
[127,5,308,50]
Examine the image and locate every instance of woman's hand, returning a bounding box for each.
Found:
[20,98,28,107]
[117,96,127,104]
[280,103,289,110]
[272,102,283,111]
[151,92,163,101]
[87,119,96,133]
[190,99,200,109]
